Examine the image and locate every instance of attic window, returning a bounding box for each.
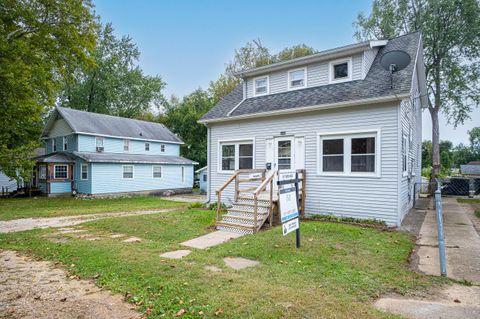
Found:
[329,58,352,83]
[145,142,150,151]
[254,76,268,96]
[288,68,306,90]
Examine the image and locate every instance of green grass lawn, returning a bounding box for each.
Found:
[0,196,185,221]
[0,209,446,319]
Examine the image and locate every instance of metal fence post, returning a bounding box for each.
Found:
[434,180,447,277]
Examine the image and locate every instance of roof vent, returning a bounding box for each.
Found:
[380,50,411,89]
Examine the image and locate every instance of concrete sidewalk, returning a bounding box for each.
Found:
[417,197,480,283]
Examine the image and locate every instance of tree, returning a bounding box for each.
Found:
[355,0,480,180]
[163,90,214,167]
[58,23,165,118]
[0,0,97,182]
[209,40,316,103]
[275,44,316,62]
[468,127,480,153]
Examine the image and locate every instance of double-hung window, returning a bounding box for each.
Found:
[81,164,88,180]
[96,137,104,151]
[123,165,134,179]
[288,68,306,90]
[63,137,68,151]
[124,139,129,152]
[52,139,57,152]
[181,166,185,182]
[153,165,162,178]
[220,141,254,172]
[54,165,68,179]
[160,144,165,152]
[145,142,150,151]
[319,131,378,176]
[254,76,268,96]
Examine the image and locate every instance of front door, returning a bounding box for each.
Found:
[274,137,294,171]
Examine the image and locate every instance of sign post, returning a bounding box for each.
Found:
[277,170,301,248]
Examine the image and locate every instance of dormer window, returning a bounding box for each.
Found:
[254,76,268,96]
[329,58,352,83]
[288,68,306,90]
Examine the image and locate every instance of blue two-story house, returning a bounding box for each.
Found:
[34,107,196,197]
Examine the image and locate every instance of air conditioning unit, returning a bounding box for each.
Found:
[96,146,104,152]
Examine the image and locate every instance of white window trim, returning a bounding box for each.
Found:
[63,137,68,151]
[317,129,381,178]
[253,75,269,97]
[152,165,162,179]
[288,67,307,91]
[217,138,255,174]
[402,133,408,177]
[122,165,134,179]
[81,163,88,180]
[123,139,129,152]
[95,136,104,147]
[54,164,69,179]
[329,57,352,83]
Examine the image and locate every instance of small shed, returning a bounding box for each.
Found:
[196,166,207,194]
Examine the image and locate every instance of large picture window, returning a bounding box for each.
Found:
[319,131,378,176]
[54,165,68,179]
[220,141,254,172]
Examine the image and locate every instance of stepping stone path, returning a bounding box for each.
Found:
[59,229,87,234]
[110,234,125,238]
[180,230,243,249]
[223,257,259,270]
[122,237,142,243]
[160,250,191,259]
[205,265,222,272]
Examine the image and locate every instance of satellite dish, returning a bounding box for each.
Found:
[380,50,411,88]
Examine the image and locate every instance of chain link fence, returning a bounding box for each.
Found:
[414,177,480,197]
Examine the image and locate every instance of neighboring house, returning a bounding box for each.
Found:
[35,107,196,197]
[195,166,207,193]
[460,161,480,176]
[0,148,45,194]
[200,32,426,230]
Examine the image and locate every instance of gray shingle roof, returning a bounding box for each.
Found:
[73,152,197,165]
[201,32,421,122]
[34,152,76,163]
[461,165,480,176]
[45,107,183,143]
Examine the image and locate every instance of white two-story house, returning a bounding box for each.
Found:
[200,32,426,231]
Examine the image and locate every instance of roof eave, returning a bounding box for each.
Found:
[199,93,410,124]
[235,41,376,78]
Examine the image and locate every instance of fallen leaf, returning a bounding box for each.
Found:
[214,308,224,316]
[176,308,186,316]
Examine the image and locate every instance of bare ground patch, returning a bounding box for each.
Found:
[0,250,141,319]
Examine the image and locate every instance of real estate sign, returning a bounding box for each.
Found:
[282,218,299,236]
[278,170,299,223]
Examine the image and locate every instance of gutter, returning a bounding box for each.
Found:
[199,93,411,124]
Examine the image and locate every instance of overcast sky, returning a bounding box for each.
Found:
[94,0,479,145]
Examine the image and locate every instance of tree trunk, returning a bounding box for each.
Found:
[429,106,440,192]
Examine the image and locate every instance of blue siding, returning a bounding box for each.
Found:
[199,170,207,193]
[77,134,179,155]
[91,163,193,194]
[74,160,92,194]
[50,181,71,193]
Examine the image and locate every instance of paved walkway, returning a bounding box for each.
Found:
[0,208,177,233]
[416,197,480,283]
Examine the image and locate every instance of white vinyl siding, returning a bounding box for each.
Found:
[208,102,401,225]
[245,53,364,98]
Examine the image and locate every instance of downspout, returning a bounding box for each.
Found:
[204,124,211,204]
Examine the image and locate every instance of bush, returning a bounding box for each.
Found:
[188,202,205,209]
[310,214,387,226]
[208,202,229,212]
